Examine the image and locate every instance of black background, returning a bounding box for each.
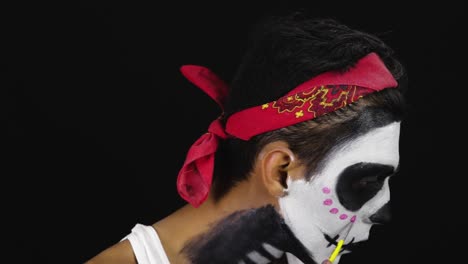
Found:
[3,2,465,264]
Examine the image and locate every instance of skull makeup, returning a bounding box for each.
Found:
[279,122,401,264]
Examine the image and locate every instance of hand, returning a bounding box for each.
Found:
[322,260,332,264]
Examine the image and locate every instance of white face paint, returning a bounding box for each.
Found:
[279,122,401,264]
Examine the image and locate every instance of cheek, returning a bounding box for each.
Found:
[321,186,358,223]
[279,179,357,235]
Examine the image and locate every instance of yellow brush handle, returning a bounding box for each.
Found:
[328,239,344,262]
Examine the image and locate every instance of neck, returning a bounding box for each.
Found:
[153,179,274,263]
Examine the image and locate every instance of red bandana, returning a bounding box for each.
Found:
[177,52,398,207]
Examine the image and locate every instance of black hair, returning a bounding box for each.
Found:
[212,13,407,201]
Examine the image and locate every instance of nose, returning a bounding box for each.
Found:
[369,202,391,224]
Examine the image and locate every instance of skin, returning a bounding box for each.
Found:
[86,140,299,264]
[85,123,401,264]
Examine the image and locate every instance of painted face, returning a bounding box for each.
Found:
[279,122,401,264]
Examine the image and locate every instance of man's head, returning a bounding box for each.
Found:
[209,13,406,263]
[277,120,401,263]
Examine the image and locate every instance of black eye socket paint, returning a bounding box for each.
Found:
[336,162,395,211]
[181,205,316,264]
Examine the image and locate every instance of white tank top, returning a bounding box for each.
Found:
[122,224,171,264]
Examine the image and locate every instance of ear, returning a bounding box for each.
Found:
[256,141,299,198]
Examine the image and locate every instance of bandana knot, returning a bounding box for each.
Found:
[176,65,229,207]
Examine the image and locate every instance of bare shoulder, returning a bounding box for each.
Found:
[84,239,137,264]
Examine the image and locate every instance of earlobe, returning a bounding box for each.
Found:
[257,141,297,198]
